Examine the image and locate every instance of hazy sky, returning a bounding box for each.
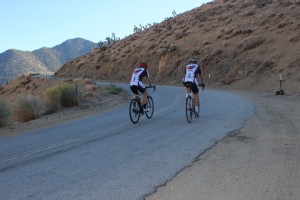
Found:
[0,0,212,53]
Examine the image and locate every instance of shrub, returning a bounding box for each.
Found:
[238,37,265,51]
[43,83,79,114]
[254,0,273,8]
[13,95,42,122]
[288,34,300,42]
[0,97,11,126]
[59,83,79,107]
[107,84,122,94]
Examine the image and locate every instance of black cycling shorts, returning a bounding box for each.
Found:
[130,85,146,95]
[183,81,199,93]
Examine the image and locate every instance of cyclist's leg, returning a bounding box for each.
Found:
[142,90,148,107]
[183,81,193,98]
[130,85,139,99]
[191,83,200,113]
[185,87,190,98]
[130,85,139,112]
[137,81,147,110]
[194,92,199,107]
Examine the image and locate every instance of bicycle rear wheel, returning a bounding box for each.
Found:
[145,96,154,119]
[129,99,140,124]
[186,96,193,123]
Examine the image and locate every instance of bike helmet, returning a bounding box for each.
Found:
[139,62,147,68]
[189,58,197,64]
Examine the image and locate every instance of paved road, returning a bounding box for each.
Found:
[0,84,254,200]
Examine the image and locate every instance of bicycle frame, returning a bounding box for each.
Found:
[129,85,156,124]
[185,88,195,123]
[185,84,204,123]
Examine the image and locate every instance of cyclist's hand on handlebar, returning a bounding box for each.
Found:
[147,84,156,91]
[199,83,205,90]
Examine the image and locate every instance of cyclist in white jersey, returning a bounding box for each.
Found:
[130,62,152,112]
[182,58,205,117]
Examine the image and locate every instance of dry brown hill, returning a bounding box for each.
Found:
[55,0,300,93]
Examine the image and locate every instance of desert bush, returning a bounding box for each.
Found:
[44,83,80,113]
[278,1,293,7]
[148,43,157,50]
[254,0,273,8]
[175,32,186,40]
[0,97,11,126]
[195,12,208,22]
[13,95,42,122]
[238,37,265,51]
[43,86,62,113]
[59,83,79,107]
[222,41,229,47]
[169,45,177,52]
[107,85,122,94]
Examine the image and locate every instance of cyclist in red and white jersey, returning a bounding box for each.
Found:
[129,62,152,112]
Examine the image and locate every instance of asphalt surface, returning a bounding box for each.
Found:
[0,84,255,200]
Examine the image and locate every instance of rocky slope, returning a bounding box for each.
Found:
[56,0,300,93]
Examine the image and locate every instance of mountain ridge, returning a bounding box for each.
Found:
[0,38,97,85]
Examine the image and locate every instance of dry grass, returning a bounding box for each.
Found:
[43,83,80,114]
[0,97,11,126]
[12,95,43,122]
[106,84,122,95]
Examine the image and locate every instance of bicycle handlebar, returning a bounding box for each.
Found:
[202,84,205,91]
[199,83,205,91]
[145,85,156,92]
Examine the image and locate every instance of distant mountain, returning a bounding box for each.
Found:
[0,38,97,85]
[0,49,49,85]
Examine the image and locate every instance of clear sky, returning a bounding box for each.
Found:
[0,0,212,53]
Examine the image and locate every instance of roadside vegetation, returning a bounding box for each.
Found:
[0,75,128,130]
[0,97,11,127]
[43,83,80,114]
[107,84,122,94]
[0,80,82,124]
[12,95,43,122]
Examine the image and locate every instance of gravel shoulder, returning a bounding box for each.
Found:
[146,90,300,200]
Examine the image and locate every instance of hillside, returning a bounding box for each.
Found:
[0,38,97,85]
[56,0,300,93]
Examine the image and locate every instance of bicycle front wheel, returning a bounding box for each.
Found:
[145,96,154,119]
[186,96,193,123]
[129,99,140,124]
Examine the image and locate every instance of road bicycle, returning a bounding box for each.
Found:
[129,86,156,124]
[185,84,205,123]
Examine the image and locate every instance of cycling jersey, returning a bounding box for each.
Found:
[183,63,202,83]
[183,63,202,93]
[130,68,149,86]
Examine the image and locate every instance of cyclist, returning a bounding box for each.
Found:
[182,58,205,117]
[129,62,153,112]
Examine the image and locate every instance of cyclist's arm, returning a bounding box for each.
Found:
[146,70,153,86]
[198,65,205,87]
[199,74,204,85]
